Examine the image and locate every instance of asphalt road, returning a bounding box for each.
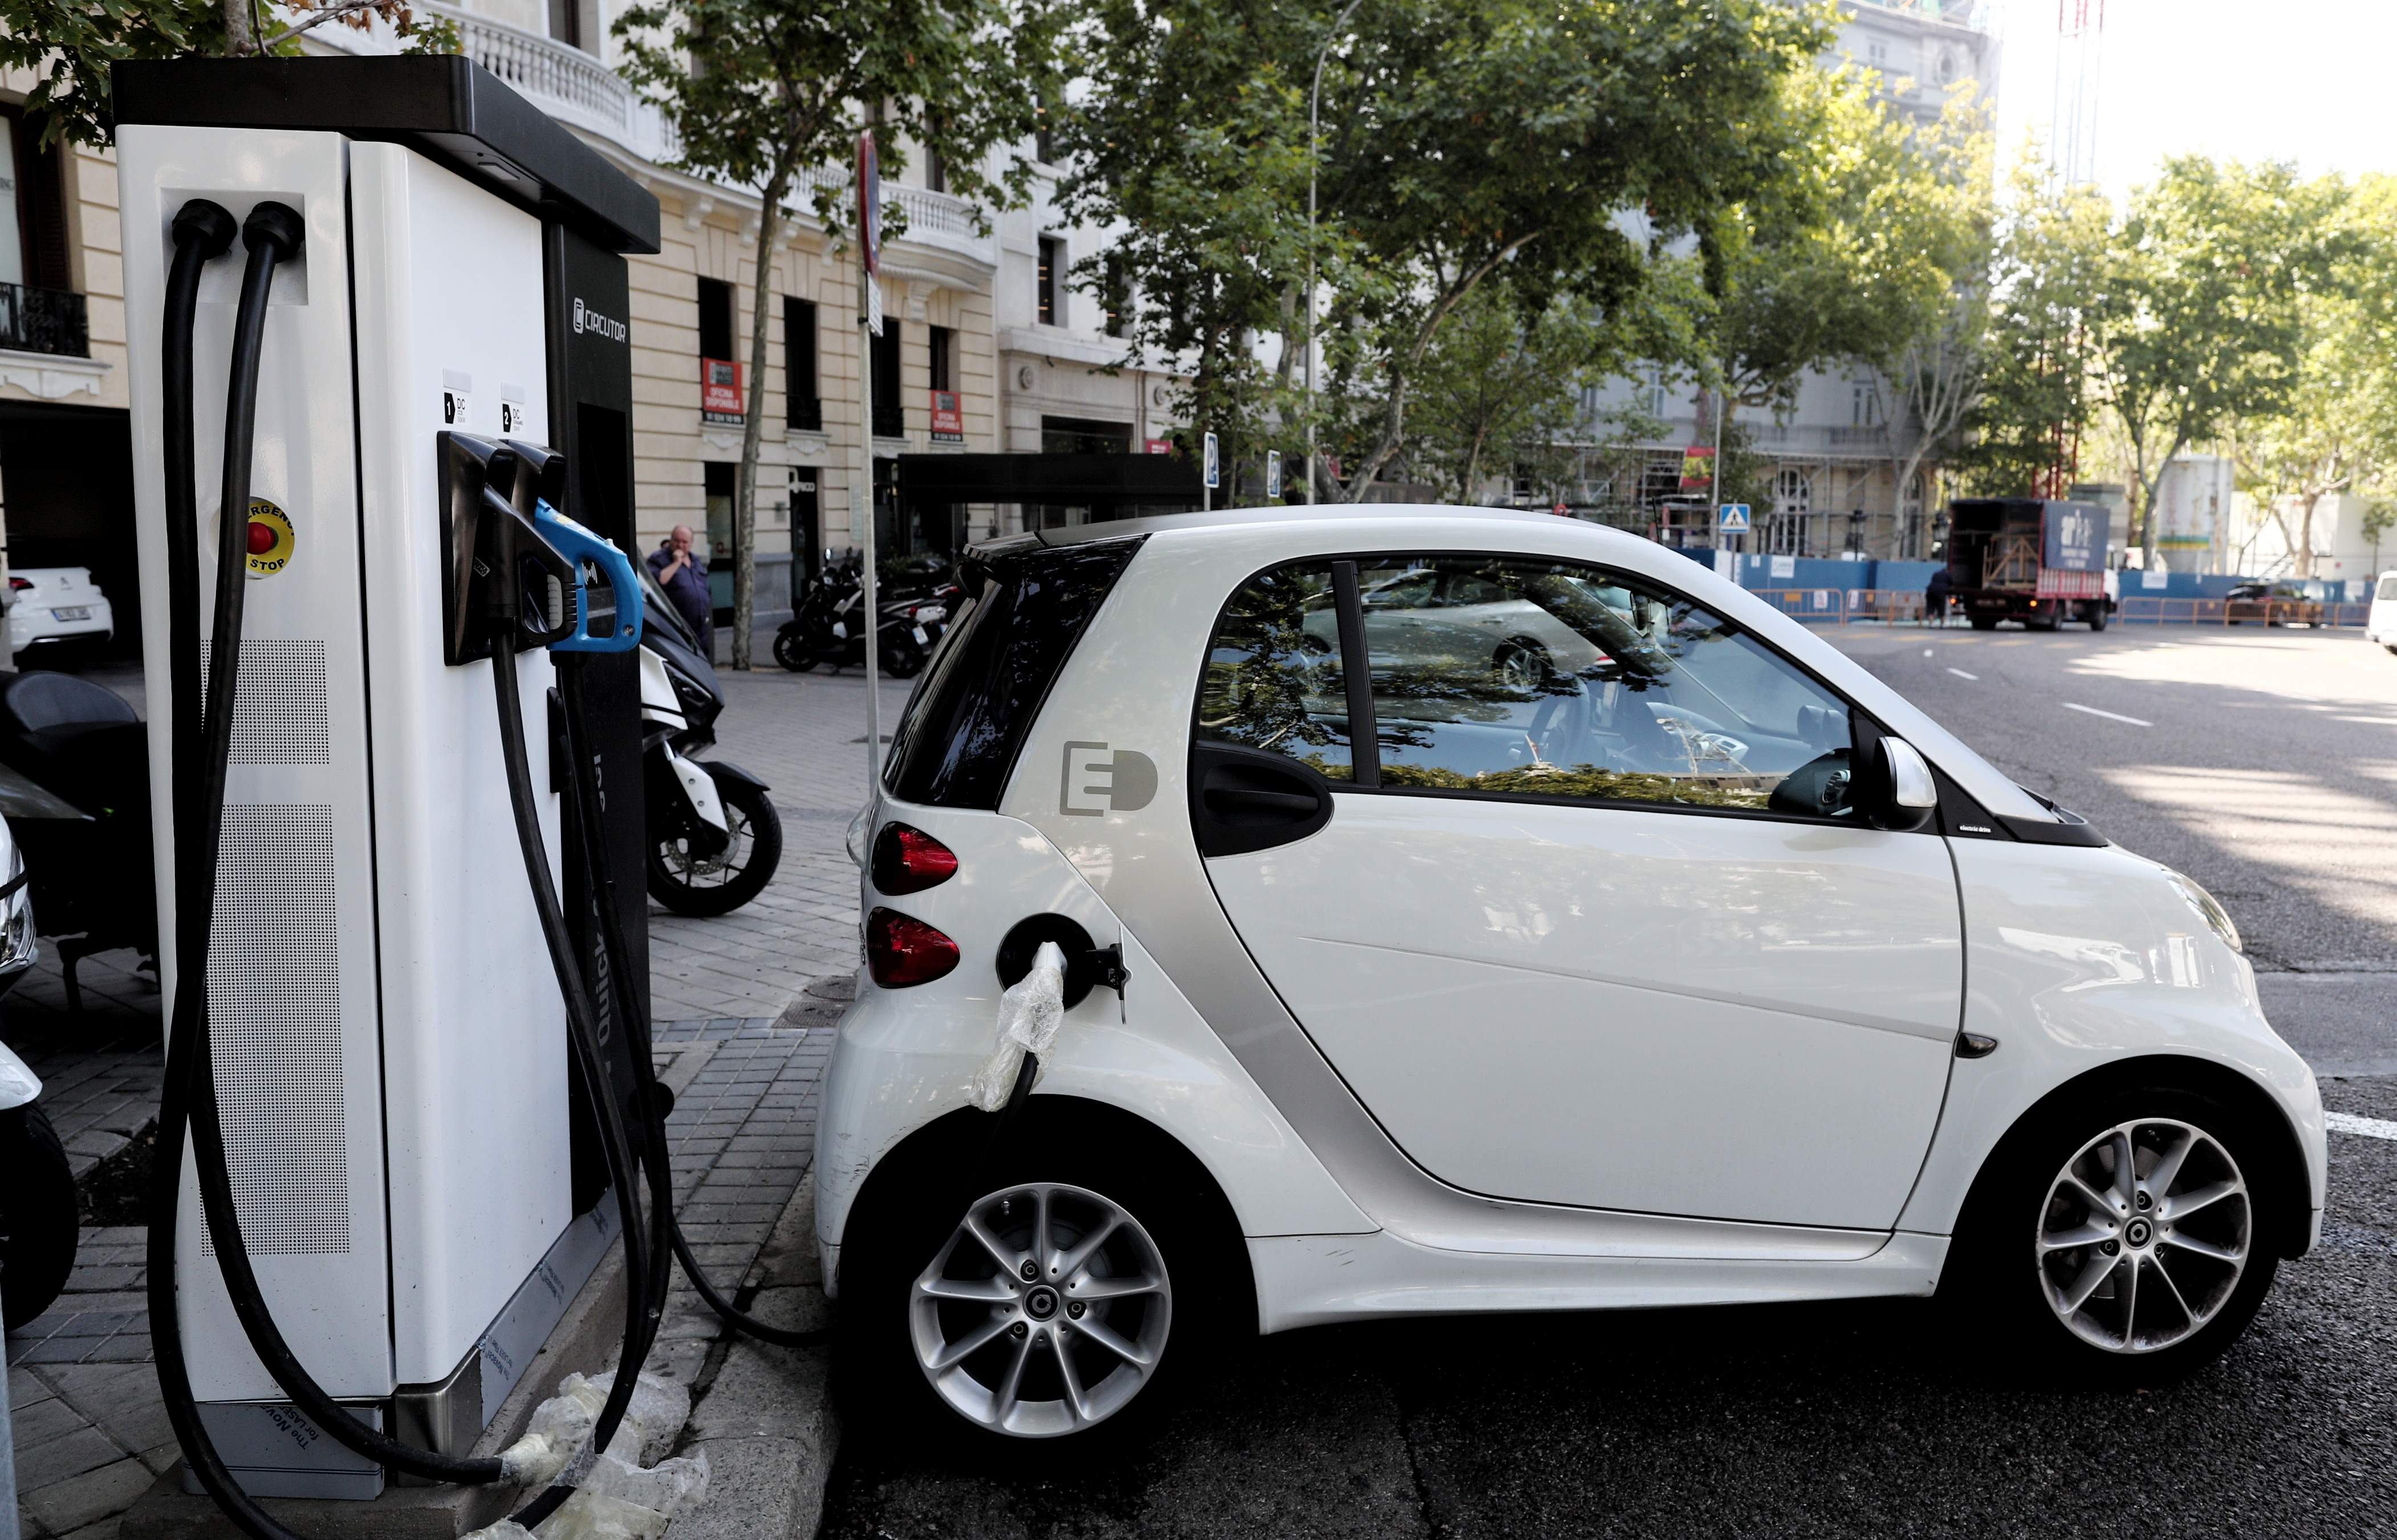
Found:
[820,623,2397,1540]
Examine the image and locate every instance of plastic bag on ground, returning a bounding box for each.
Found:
[970,941,1067,1112]
[460,1489,669,1540]
[495,1368,693,1489]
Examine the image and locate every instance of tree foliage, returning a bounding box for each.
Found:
[615,0,1061,663]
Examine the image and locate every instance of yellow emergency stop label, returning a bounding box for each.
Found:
[246,498,295,579]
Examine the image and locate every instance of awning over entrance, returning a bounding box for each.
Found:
[894,452,1203,521]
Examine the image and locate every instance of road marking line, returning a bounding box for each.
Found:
[1947,667,1978,680]
[2327,1111,2397,1141]
[2062,702,2151,727]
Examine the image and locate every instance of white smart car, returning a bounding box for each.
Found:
[821,507,2325,1443]
[7,568,116,657]
[2368,571,2397,653]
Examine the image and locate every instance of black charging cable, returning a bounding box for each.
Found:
[552,660,832,1351]
[146,199,663,1538]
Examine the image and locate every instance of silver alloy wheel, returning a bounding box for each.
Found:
[2036,1117,2250,1354]
[1496,646,1547,690]
[910,1182,1173,1437]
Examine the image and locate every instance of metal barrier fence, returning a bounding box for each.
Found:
[1742,589,2373,629]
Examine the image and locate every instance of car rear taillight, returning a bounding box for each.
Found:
[6,578,28,592]
[866,908,960,988]
[871,822,958,895]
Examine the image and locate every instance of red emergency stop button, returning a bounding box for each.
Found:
[244,498,296,578]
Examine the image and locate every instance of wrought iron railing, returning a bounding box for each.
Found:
[0,283,90,358]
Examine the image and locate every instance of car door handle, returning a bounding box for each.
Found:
[1191,745,1336,858]
[1204,786,1321,815]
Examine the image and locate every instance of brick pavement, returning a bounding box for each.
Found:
[7,668,900,1538]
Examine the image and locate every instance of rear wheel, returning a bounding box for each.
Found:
[1,1104,78,1330]
[1946,1082,2281,1384]
[647,778,783,916]
[2087,604,2110,632]
[880,636,927,679]
[842,1139,1235,1449]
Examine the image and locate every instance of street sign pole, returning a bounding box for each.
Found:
[858,127,883,781]
[1202,430,1220,512]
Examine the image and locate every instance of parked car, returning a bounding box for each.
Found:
[2366,572,2397,654]
[824,506,2324,1446]
[6,568,115,657]
[2224,580,2323,626]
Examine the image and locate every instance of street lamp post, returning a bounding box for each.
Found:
[1305,0,1363,506]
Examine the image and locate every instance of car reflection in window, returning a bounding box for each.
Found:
[1356,558,1855,818]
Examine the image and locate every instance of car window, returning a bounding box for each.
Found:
[1354,556,1857,818]
[1196,563,1356,780]
[2379,576,2397,602]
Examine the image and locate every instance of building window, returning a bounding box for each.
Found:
[783,296,819,431]
[547,0,580,47]
[871,320,903,438]
[1102,255,1127,338]
[1034,99,1058,165]
[927,324,954,392]
[697,278,735,362]
[1642,363,1667,418]
[925,148,947,195]
[1851,379,1881,427]
[1037,236,1062,326]
[1866,35,1890,71]
[0,104,83,359]
[1775,466,1813,515]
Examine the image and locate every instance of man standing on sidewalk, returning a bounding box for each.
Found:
[649,524,713,658]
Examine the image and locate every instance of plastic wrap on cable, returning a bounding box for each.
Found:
[970,941,1068,1112]
[497,1369,692,1486]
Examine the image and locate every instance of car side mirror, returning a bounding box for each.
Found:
[1859,733,1940,832]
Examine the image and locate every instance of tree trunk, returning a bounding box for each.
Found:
[1342,237,1539,501]
[2295,491,2318,578]
[732,163,792,672]
[222,0,258,53]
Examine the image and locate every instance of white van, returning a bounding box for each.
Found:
[2369,571,2397,653]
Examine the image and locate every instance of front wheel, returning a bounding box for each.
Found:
[648,777,783,917]
[772,627,820,673]
[1,1104,79,1330]
[880,636,927,679]
[1945,1083,2281,1385]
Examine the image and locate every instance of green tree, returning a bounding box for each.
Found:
[1953,149,2111,498]
[616,0,1061,666]
[1324,0,1829,499]
[2093,157,2322,565]
[1406,283,1612,503]
[4,0,451,148]
[2230,173,2397,577]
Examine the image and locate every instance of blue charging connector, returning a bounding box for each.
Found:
[531,498,644,652]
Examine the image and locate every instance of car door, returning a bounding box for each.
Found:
[1189,553,1963,1233]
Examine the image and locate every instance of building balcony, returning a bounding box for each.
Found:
[0,283,90,360]
[1845,0,1989,31]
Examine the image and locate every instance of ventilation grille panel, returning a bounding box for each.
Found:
[198,639,330,765]
[204,803,350,1257]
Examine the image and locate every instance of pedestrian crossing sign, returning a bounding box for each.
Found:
[1717,503,1752,533]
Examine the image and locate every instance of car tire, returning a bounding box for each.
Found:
[1944,1080,2281,1386]
[646,778,782,917]
[2087,606,2110,632]
[1,1104,79,1330]
[1492,641,1552,692]
[840,1127,1236,1452]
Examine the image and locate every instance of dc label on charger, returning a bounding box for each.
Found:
[245,498,295,579]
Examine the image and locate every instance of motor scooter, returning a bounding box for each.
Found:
[639,567,784,916]
[772,555,957,677]
[0,671,159,1007]
[0,823,74,1330]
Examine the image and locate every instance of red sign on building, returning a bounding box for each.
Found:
[1144,437,1174,455]
[701,357,743,424]
[929,389,964,441]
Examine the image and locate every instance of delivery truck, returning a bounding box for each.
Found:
[1942,497,2116,631]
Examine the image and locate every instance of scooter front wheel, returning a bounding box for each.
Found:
[881,636,927,679]
[1,1103,79,1330]
[773,628,820,673]
[648,778,784,917]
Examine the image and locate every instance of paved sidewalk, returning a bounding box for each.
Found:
[8,667,902,1538]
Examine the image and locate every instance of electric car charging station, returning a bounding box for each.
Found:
[100,55,814,1537]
